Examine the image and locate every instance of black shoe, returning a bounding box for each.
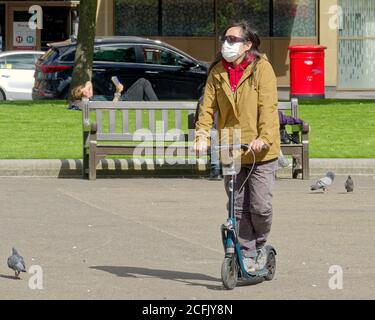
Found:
[67,104,81,110]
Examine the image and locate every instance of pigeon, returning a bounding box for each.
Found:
[7,248,26,279]
[345,175,354,192]
[310,171,335,192]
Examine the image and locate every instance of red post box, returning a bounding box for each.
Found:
[288,45,327,99]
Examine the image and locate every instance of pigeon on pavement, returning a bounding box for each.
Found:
[7,248,26,279]
[345,175,354,192]
[310,171,335,192]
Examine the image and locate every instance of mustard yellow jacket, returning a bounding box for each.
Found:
[196,56,280,164]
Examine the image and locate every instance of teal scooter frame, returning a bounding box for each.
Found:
[218,144,277,290]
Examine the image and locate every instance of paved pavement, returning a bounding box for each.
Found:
[0,175,374,300]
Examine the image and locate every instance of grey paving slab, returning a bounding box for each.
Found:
[0,176,374,299]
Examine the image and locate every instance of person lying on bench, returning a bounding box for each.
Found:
[70,78,158,106]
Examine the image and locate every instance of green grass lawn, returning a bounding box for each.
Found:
[0,100,81,159]
[298,100,375,158]
[0,99,374,159]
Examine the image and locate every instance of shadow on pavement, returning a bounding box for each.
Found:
[90,265,224,290]
[0,274,20,280]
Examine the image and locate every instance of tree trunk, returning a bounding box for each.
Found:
[68,0,98,102]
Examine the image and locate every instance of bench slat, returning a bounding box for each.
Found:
[136,110,142,131]
[98,133,134,140]
[96,109,102,133]
[87,101,197,110]
[175,110,182,131]
[162,110,169,133]
[122,110,129,133]
[148,109,155,132]
[291,98,298,118]
[188,110,195,141]
[109,110,116,133]
[97,133,189,141]
[277,101,292,110]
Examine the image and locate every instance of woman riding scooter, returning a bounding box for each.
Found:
[194,20,280,273]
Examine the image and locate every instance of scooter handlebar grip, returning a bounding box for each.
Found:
[241,143,269,152]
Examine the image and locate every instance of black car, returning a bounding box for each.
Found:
[32,36,209,100]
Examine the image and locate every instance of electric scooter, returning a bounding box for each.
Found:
[218,144,277,290]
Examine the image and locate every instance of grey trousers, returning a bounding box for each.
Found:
[91,79,158,102]
[224,159,278,258]
[122,78,158,101]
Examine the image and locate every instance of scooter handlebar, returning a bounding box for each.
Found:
[240,143,269,152]
[214,143,269,152]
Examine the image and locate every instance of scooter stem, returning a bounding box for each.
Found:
[229,174,236,219]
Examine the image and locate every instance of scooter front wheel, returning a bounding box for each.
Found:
[221,256,238,290]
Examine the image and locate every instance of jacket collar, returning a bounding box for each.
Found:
[221,52,255,74]
[214,56,258,89]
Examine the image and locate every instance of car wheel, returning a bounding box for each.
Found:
[0,89,6,100]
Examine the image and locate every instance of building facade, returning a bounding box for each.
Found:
[0,1,79,52]
[0,0,374,89]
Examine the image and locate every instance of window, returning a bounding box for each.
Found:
[0,57,6,69]
[115,0,214,37]
[115,0,159,37]
[162,0,214,36]
[60,49,76,62]
[114,0,317,38]
[142,47,185,66]
[273,0,316,37]
[3,54,38,70]
[93,45,136,63]
[217,0,271,37]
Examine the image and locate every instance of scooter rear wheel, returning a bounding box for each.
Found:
[264,251,276,281]
[221,256,238,290]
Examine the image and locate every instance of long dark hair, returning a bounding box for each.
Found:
[208,20,262,74]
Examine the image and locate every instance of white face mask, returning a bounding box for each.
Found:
[221,40,243,63]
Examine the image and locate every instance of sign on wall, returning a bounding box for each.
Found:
[13,22,36,49]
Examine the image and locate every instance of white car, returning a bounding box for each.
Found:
[0,50,44,100]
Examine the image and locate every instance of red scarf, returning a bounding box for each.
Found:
[222,52,255,92]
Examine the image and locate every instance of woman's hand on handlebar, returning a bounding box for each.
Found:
[193,138,208,153]
[246,139,268,154]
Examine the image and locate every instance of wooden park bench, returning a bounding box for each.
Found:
[81,99,198,180]
[81,98,309,180]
